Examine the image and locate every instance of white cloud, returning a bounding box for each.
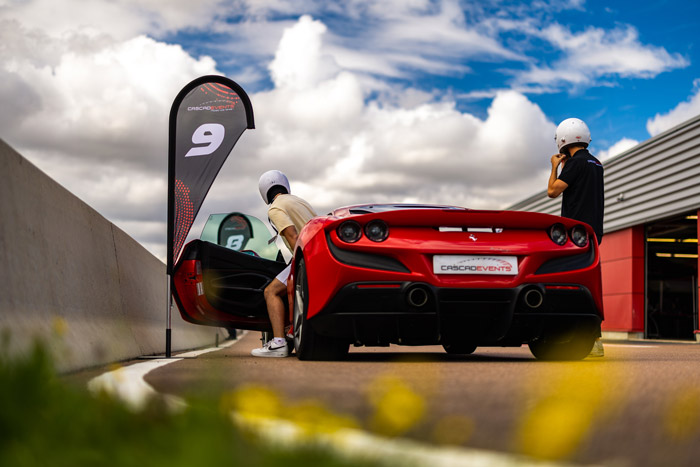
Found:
[268,15,340,90]
[1,11,559,260]
[2,29,218,163]
[0,0,228,40]
[597,138,639,162]
[221,0,525,84]
[0,12,222,261]
[516,24,688,88]
[647,80,700,136]
[180,16,559,254]
[5,2,664,262]
[243,18,556,214]
[331,1,524,79]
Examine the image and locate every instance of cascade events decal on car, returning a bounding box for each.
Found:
[433,255,518,275]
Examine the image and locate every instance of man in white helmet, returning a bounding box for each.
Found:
[547,117,605,357]
[252,170,317,357]
[548,118,604,243]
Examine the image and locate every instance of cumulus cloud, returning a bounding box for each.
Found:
[0,0,228,40]
[8,34,216,163]
[209,19,555,222]
[0,8,559,260]
[4,0,678,261]
[0,14,221,260]
[597,138,639,162]
[214,0,526,86]
[647,80,700,136]
[173,14,559,254]
[359,14,522,78]
[268,15,340,90]
[515,24,688,88]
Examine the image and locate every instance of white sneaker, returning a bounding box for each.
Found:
[251,340,289,358]
[588,338,604,357]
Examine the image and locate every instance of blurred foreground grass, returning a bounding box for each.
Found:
[0,342,378,467]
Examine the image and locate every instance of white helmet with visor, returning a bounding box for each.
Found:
[555,118,591,153]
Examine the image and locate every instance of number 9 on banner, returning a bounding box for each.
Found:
[185,123,225,157]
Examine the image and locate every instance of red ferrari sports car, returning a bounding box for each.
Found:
[172,205,603,361]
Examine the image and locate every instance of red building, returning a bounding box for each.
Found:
[511,114,700,342]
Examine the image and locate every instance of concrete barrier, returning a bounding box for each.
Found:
[0,139,225,372]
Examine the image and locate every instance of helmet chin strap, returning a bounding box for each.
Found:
[267,213,279,245]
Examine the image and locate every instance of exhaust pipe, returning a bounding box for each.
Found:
[523,288,544,309]
[407,285,430,308]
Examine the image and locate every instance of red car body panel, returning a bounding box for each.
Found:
[172,239,286,332]
[172,204,603,358]
[289,206,603,325]
[173,258,273,331]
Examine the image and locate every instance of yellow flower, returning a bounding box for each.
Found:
[515,363,620,461]
[517,396,594,460]
[52,317,68,337]
[220,385,282,419]
[368,375,426,436]
[283,400,359,435]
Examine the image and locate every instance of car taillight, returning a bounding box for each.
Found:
[337,221,362,243]
[570,225,588,247]
[548,223,567,245]
[365,219,389,242]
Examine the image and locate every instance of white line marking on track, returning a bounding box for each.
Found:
[87,338,238,411]
[231,414,569,467]
[87,332,573,467]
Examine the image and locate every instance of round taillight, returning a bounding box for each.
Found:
[337,221,362,243]
[549,223,568,245]
[570,225,589,247]
[365,220,389,242]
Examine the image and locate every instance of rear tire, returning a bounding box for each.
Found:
[293,258,349,361]
[442,343,477,355]
[528,324,596,361]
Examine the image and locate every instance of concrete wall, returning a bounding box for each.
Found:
[0,139,225,372]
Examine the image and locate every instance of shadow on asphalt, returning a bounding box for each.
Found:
[343,351,534,363]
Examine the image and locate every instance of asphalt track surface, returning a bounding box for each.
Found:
[84,334,700,466]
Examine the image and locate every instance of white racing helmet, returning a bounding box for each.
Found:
[555,118,591,152]
[258,170,291,204]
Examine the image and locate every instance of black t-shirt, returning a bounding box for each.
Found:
[558,148,604,243]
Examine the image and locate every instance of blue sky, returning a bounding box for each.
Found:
[1,0,699,259]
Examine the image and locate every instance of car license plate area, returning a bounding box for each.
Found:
[433,255,518,275]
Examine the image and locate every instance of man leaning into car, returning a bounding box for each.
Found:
[547,117,605,357]
[252,170,317,357]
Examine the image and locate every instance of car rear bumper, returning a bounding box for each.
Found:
[309,281,602,346]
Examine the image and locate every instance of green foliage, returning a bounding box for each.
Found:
[0,343,374,467]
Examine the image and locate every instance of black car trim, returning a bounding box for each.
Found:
[309,282,602,346]
[326,233,410,273]
[535,245,595,275]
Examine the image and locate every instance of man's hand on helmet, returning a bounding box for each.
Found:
[551,153,569,169]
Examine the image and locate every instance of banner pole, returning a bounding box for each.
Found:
[166,83,176,359]
[166,274,172,358]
